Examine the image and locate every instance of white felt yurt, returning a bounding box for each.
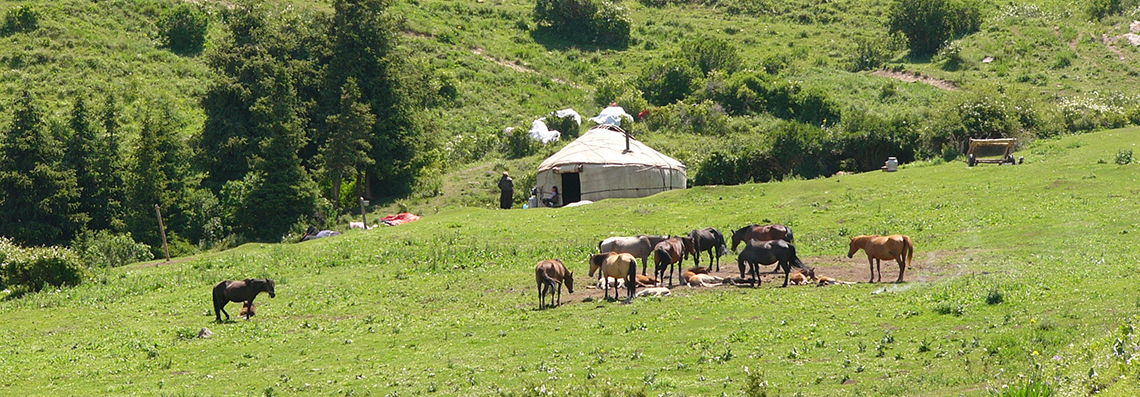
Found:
[535,125,687,206]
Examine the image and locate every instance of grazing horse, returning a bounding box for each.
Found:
[535,259,575,309]
[730,224,794,251]
[737,240,814,287]
[588,252,638,301]
[213,279,276,322]
[689,228,728,271]
[652,236,693,287]
[847,235,914,283]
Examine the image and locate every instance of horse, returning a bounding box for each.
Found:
[847,234,914,283]
[239,302,256,319]
[588,252,638,301]
[730,224,794,251]
[737,239,814,287]
[213,278,276,322]
[689,228,728,271]
[653,236,694,287]
[598,235,669,275]
[535,259,575,309]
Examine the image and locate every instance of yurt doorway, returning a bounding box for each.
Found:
[560,172,581,204]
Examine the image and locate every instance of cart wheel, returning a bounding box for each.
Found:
[967,153,976,167]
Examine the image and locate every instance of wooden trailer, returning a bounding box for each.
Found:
[966,138,1020,167]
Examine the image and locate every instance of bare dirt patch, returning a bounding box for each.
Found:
[544,250,969,308]
[873,70,959,91]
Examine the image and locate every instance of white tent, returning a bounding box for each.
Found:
[535,125,686,206]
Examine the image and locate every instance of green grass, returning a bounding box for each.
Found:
[4,126,1140,395]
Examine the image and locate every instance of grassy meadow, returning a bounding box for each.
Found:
[2,126,1139,396]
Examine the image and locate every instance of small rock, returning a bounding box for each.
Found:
[198,328,213,338]
[1131,20,1140,34]
[981,56,994,64]
[1123,33,1140,47]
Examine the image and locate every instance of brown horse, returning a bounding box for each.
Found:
[652,236,694,287]
[213,279,276,322]
[239,302,256,319]
[535,259,575,309]
[847,235,915,283]
[730,224,794,251]
[589,252,638,301]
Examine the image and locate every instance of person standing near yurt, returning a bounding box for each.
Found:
[498,171,514,209]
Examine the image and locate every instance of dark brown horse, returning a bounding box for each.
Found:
[535,259,575,309]
[213,279,276,322]
[737,240,813,287]
[652,236,694,287]
[730,224,794,251]
[689,227,728,271]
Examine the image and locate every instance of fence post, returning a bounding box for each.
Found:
[155,204,171,263]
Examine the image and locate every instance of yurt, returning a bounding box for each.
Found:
[535,125,687,206]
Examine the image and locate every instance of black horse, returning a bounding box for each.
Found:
[213,279,276,322]
[730,224,794,251]
[737,240,814,287]
[689,227,728,271]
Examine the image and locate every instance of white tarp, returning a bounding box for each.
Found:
[590,106,633,127]
[536,126,686,204]
[553,108,582,126]
[528,119,561,144]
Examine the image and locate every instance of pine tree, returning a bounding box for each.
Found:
[235,65,317,242]
[317,78,375,209]
[0,89,80,246]
[63,96,96,230]
[124,105,191,253]
[95,94,126,231]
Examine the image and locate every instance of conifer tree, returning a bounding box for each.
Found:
[317,78,374,209]
[0,90,79,246]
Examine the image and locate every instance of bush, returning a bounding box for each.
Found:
[1116,149,1134,165]
[888,0,982,56]
[848,35,894,72]
[501,126,540,159]
[839,108,919,171]
[679,36,741,76]
[1086,0,1123,20]
[0,239,85,292]
[533,0,630,46]
[642,100,732,136]
[768,121,839,179]
[71,230,155,268]
[158,4,209,54]
[638,58,700,106]
[2,6,38,36]
[546,110,582,140]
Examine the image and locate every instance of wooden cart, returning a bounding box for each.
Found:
[966,138,1020,167]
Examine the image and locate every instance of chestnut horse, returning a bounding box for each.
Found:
[589,252,638,301]
[652,236,694,287]
[535,259,575,309]
[847,235,914,283]
[213,278,276,322]
[730,224,794,251]
[689,227,728,271]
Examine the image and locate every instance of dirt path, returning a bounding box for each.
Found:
[872,70,959,91]
[472,48,582,89]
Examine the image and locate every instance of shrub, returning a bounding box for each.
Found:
[71,230,155,268]
[888,0,982,56]
[839,108,919,171]
[1086,0,1123,20]
[1116,149,1134,165]
[848,35,894,72]
[533,0,630,46]
[679,36,741,76]
[158,4,209,54]
[985,289,1004,305]
[501,126,540,159]
[546,109,582,140]
[2,6,38,36]
[643,100,732,136]
[638,58,700,106]
[0,239,85,292]
[768,121,839,179]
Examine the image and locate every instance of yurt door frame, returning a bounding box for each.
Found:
[560,172,581,204]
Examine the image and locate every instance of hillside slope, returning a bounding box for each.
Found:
[2,127,1138,395]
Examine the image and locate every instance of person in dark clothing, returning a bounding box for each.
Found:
[498,171,514,209]
[542,186,560,208]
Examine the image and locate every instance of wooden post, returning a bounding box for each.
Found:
[360,197,369,229]
[155,204,170,263]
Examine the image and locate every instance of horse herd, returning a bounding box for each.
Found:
[535,224,915,309]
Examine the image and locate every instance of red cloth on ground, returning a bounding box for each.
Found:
[381,213,421,226]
